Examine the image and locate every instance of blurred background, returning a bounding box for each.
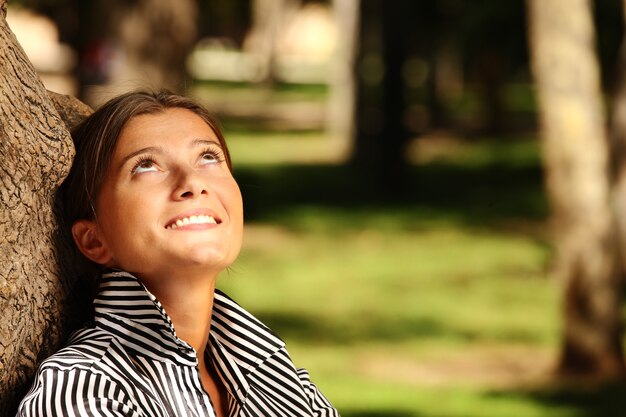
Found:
[6,0,626,416]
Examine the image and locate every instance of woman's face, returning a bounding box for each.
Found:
[76,108,243,282]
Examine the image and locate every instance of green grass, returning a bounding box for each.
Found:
[193,79,329,102]
[213,128,625,416]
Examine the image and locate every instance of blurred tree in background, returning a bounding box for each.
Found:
[351,0,529,194]
[247,0,301,84]
[528,0,624,379]
[104,0,198,94]
[12,0,199,100]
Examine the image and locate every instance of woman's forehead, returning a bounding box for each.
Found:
[115,109,219,154]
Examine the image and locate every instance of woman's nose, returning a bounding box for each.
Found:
[172,168,209,200]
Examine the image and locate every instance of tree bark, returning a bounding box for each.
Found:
[527,0,625,378]
[0,2,92,414]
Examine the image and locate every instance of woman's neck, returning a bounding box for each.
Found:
[138,271,229,415]
[146,272,217,356]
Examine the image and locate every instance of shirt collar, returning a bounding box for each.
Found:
[94,270,198,366]
[209,289,285,403]
[94,270,286,402]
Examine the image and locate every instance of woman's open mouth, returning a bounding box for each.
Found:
[165,214,219,230]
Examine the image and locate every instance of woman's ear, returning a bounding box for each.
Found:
[71,220,112,265]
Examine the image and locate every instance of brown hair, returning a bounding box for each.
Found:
[60,90,232,225]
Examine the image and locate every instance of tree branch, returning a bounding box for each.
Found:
[48,90,93,130]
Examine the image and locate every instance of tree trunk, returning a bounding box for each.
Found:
[0,3,92,414]
[351,0,413,195]
[327,0,360,155]
[609,0,626,274]
[246,0,301,84]
[527,0,625,378]
[99,0,198,99]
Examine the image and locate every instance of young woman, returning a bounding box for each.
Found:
[17,91,339,417]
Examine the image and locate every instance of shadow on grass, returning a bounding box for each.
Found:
[256,311,546,345]
[486,380,626,417]
[339,410,419,417]
[235,161,546,231]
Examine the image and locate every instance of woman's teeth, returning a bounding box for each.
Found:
[167,215,217,229]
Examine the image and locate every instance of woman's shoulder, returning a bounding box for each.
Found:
[18,326,150,417]
[37,326,122,373]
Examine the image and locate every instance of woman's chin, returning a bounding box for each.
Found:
[176,249,237,272]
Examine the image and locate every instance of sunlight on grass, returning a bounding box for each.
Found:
[224,220,558,345]
[408,134,540,168]
[227,130,347,165]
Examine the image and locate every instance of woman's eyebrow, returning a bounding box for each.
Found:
[191,138,223,149]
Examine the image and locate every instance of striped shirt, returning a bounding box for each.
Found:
[17,270,339,417]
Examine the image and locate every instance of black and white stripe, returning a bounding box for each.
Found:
[18,271,339,417]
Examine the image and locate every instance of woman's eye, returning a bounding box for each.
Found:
[132,158,158,174]
[199,151,220,165]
